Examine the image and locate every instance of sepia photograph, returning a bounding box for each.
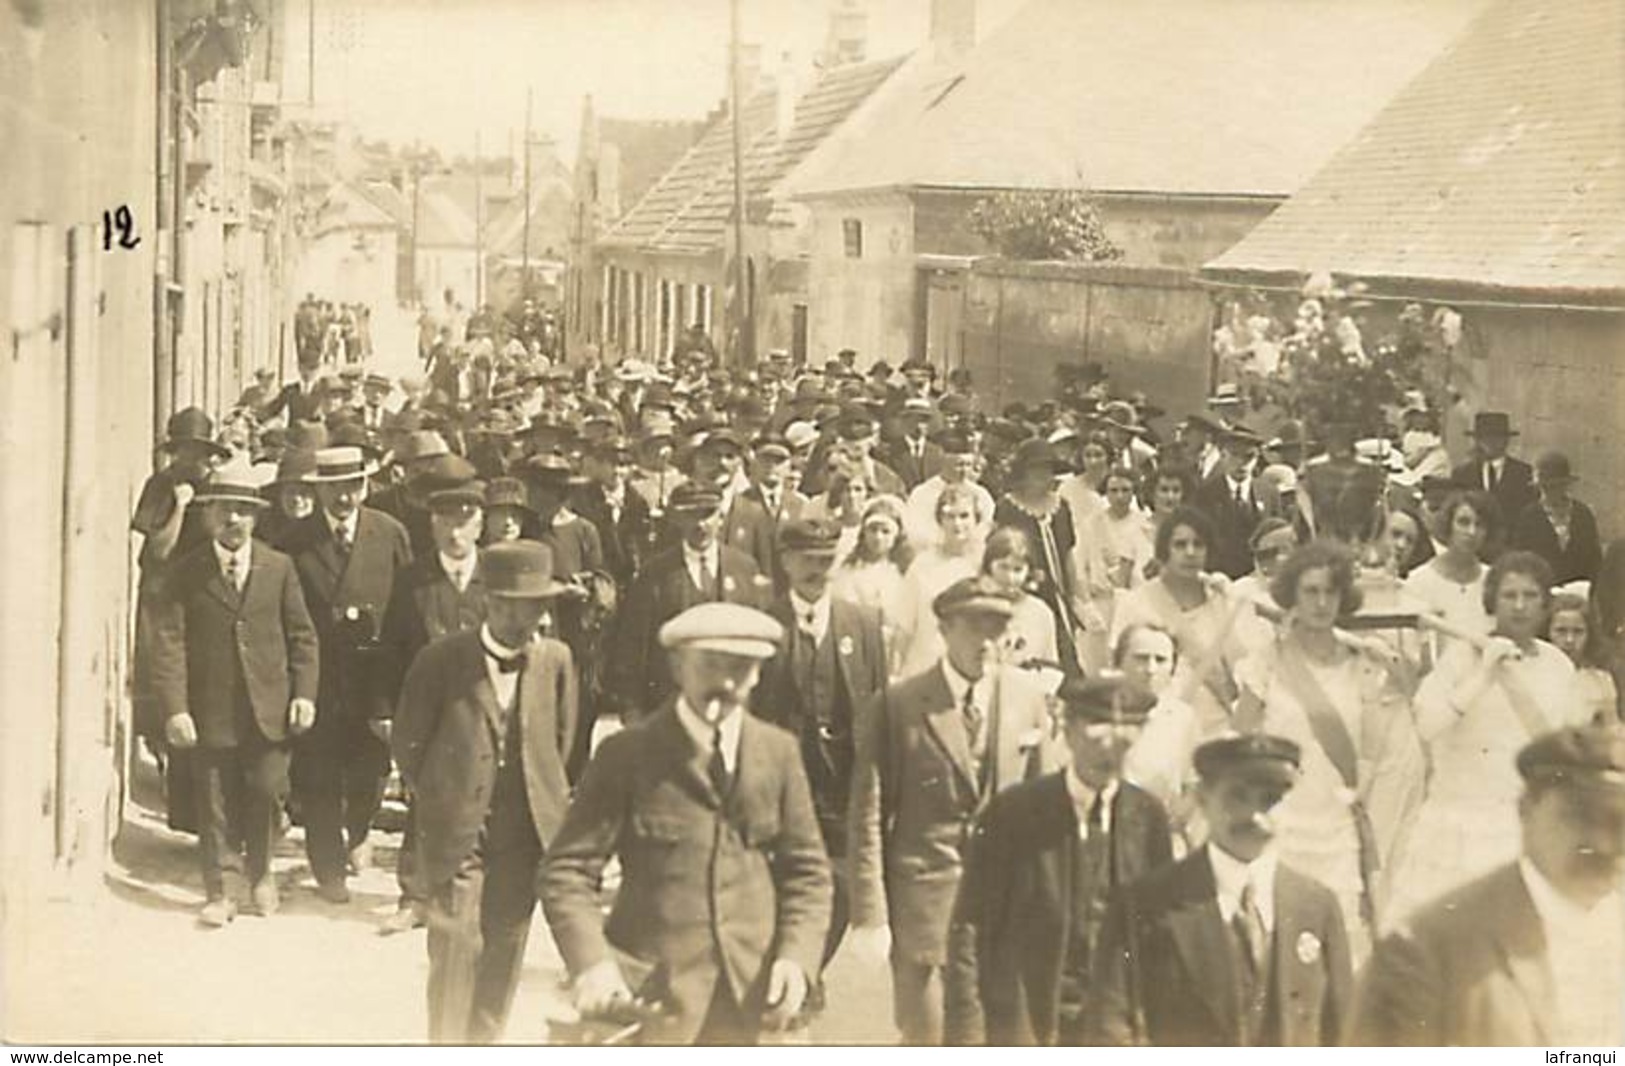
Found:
[1,0,1622,1051]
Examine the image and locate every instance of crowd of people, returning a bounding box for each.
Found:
[128,335,1625,1046]
[295,295,374,367]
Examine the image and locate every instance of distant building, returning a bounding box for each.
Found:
[1203,0,1625,530]
[484,136,574,313]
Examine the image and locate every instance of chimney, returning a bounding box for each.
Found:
[822,0,868,67]
[929,0,976,59]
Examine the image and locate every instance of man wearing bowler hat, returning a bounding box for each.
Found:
[1353,725,1625,1046]
[150,456,320,926]
[1451,411,1537,522]
[1509,450,1602,586]
[848,576,1063,1045]
[945,676,1175,1045]
[541,603,832,1044]
[393,540,578,1042]
[752,518,888,999]
[1085,734,1353,1046]
[286,444,413,902]
[1195,422,1266,579]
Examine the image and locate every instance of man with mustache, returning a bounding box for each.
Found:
[1085,734,1353,1046]
[1352,725,1625,1046]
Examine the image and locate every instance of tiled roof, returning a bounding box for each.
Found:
[598,117,709,219]
[602,56,904,254]
[793,0,1485,199]
[1204,0,1625,299]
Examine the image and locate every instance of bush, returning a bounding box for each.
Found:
[968,188,1123,262]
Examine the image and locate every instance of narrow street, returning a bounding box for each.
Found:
[6,757,894,1045]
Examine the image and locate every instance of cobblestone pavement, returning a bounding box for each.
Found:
[6,756,896,1045]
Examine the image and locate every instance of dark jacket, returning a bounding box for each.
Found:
[150,541,320,746]
[573,483,652,590]
[1451,455,1538,524]
[1084,847,1353,1046]
[376,552,488,717]
[723,485,808,583]
[540,705,833,1045]
[944,774,1173,1045]
[1193,473,1264,579]
[392,628,576,891]
[883,437,947,492]
[1509,498,1602,586]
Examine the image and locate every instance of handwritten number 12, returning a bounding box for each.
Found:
[102,205,140,250]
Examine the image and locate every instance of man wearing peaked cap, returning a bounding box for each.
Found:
[1086,731,1353,1047]
[1353,724,1625,1046]
[882,396,946,493]
[542,601,832,1044]
[285,441,414,904]
[723,431,808,585]
[848,574,1063,1044]
[945,674,1174,1045]
[393,540,577,1042]
[609,473,769,721]
[149,456,320,926]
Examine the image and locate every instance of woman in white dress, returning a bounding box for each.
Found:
[1404,490,1497,660]
[1076,468,1152,671]
[1388,551,1591,924]
[1232,540,1425,960]
[980,526,1061,668]
[831,496,912,671]
[892,483,987,679]
[1546,590,1620,724]
[1111,506,1251,739]
[1228,517,1300,656]
[805,472,873,560]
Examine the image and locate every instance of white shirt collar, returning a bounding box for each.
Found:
[683,539,720,569]
[439,550,476,589]
[327,509,358,540]
[940,658,982,711]
[479,624,524,662]
[1520,856,1622,928]
[1065,772,1119,839]
[1207,843,1278,931]
[213,538,251,572]
[674,695,743,773]
[789,590,832,643]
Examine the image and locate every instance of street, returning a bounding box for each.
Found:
[5,758,895,1046]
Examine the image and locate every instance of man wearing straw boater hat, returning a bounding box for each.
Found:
[149,455,320,926]
[286,444,413,903]
[393,540,578,1043]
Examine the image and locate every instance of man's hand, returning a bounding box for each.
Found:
[173,482,195,509]
[288,698,317,735]
[848,922,892,966]
[572,958,633,1020]
[762,959,809,1030]
[165,713,198,749]
[367,718,391,743]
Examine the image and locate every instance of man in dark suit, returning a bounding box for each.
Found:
[150,459,320,926]
[723,434,807,586]
[374,482,491,936]
[260,361,328,425]
[1085,734,1353,1047]
[393,541,578,1043]
[286,445,414,902]
[1194,425,1265,579]
[848,577,1064,1045]
[541,603,833,1045]
[945,677,1174,1045]
[573,435,651,593]
[1352,725,1625,1046]
[610,483,770,719]
[882,397,946,492]
[753,518,887,997]
[1509,451,1603,586]
[1450,411,1537,523]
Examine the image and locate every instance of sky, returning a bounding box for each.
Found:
[279,0,1024,164]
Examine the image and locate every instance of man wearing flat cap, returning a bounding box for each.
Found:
[149,457,320,926]
[848,576,1063,1044]
[375,481,491,934]
[752,518,888,999]
[285,445,414,902]
[1352,725,1625,1046]
[393,540,578,1042]
[1085,733,1353,1046]
[611,482,770,720]
[542,603,833,1044]
[944,676,1174,1045]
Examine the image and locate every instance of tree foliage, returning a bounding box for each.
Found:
[968,188,1124,262]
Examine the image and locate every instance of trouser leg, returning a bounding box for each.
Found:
[397,802,424,904]
[242,744,291,885]
[890,957,944,1046]
[194,748,245,901]
[294,738,345,885]
[465,844,540,1044]
[341,723,389,855]
[692,975,759,1047]
[425,862,485,1044]
[821,862,851,971]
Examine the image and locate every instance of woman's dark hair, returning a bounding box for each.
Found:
[1483,550,1554,616]
[982,525,1034,574]
[1102,467,1138,496]
[1145,464,1196,510]
[1154,505,1217,564]
[1433,489,1502,558]
[1271,539,1364,616]
[1546,591,1607,670]
[845,498,913,570]
[1386,500,1434,576]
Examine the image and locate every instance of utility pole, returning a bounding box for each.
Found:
[474,130,484,308]
[522,87,533,301]
[729,0,752,367]
[307,0,316,105]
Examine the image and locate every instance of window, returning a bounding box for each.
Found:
[843,218,863,258]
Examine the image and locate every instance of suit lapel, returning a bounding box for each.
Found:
[202,552,241,614]
[464,634,504,739]
[1166,852,1243,1043]
[1271,869,1312,1043]
[652,702,721,809]
[918,669,979,795]
[518,641,553,763]
[1489,866,1556,1043]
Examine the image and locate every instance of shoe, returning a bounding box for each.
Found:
[199,898,238,928]
[346,840,373,875]
[315,880,351,905]
[249,879,280,916]
[377,901,427,936]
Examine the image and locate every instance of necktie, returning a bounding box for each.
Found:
[488,650,524,674]
[1487,462,1499,491]
[1234,882,1269,976]
[962,683,984,767]
[707,725,731,796]
[698,553,716,598]
[223,555,242,594]
[800,608,817,643]
[335,523,352,555]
